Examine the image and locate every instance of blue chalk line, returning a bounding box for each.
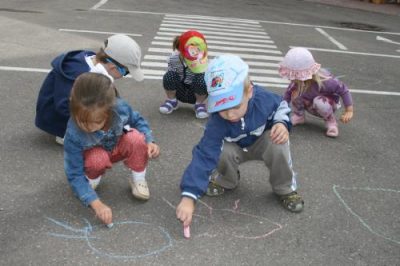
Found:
[46,217,173,259]
[333,185,400,245]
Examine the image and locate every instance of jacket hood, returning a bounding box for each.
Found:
[51,50,95,80]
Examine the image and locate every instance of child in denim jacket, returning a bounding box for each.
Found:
[64,73,159,225]
[176,55,304,228]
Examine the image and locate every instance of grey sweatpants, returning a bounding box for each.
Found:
[215,131,297,196]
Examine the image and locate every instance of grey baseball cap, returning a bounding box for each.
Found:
[103,34,144,81]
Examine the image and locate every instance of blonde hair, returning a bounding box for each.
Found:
[70,73,116,130]
[243,75,252,94]
[293,69,331,95]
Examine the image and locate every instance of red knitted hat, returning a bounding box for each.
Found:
[178,30,208,73]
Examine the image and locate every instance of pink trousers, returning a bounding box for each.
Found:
[84,129,148,179]
[292,95,338,120]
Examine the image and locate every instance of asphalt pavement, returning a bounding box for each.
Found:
[1,0,399,265]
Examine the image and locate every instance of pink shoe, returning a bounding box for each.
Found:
[291,113,305,126]
[325,116,339,137]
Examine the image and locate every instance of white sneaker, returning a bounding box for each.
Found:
[86,176,102,190]
[55,136,64,145]
[129,179,150,200]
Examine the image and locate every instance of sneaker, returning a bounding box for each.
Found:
[291,113,305,126]
[278,191,304,213]
[325,116,338,137]
[55,136,64,145]
[159,99,178,114]
[194,103,209,119]
[86,176,101,190]
[130,180,150,200]
[206,171,224,196]
[206,180,225,196]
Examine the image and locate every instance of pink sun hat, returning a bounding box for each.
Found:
[279,47,321,81]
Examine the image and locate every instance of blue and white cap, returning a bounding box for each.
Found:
[205,54,249,113]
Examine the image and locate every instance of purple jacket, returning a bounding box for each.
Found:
[283,76,353,107]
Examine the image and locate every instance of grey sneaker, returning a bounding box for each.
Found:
[278,191,304,213]
[206,171,224,196]
[206,179,225,196]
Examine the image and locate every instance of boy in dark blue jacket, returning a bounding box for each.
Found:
[176,54,304,227]
[35,34,144,145]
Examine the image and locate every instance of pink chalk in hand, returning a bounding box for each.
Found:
[183,225,191,239]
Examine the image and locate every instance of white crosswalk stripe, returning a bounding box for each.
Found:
[142,14,290,88]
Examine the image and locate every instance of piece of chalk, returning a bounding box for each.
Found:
[183,225,190,239]
[106,223,114,229]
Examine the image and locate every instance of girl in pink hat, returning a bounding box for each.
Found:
[279,47,354,137]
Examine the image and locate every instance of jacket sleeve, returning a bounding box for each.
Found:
[64,131,98,207]
[324,78,353,107]
[180,117,227,200]
[127,106,154,143]
[166,52,180,72]
[283,82,295,103]
[272,98,292,131]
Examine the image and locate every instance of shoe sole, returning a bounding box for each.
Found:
[326,129,339,138]
[132,191,150,200]
[196,114,209,119]
[159,106,178,114]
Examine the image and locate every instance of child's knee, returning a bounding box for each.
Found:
[268,142,290,160]
[122,130,148,154]
[312,96,334,118]
[163,71,180,90]
[84,147,110,172]
[125,130,146,144]
[220,144,240,164]
[122,131,149,171]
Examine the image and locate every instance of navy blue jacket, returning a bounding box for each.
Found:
[180,85,291,200]
[35,50,94,137]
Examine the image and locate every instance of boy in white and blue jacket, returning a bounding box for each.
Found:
[176,55,304,227]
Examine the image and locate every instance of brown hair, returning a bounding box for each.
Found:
[70,72,116,130]
[172,36,180,51]
[95,48,111,64]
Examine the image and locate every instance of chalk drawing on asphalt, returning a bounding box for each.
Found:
[46,217,173,259]
[333,185,400,245]
[163,197,283,240]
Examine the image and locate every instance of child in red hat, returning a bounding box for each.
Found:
[159,30,209,119]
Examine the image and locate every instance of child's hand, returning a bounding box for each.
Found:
[90,199,113,225]
[270,123,289,144]
[176,197,195,227]
[147,142,160,159]
[340,106,353,123]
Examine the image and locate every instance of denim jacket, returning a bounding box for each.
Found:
[64,98,154,206]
